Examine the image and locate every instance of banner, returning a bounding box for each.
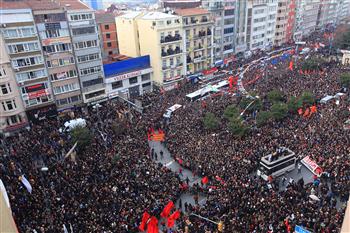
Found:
[301,156,323,176]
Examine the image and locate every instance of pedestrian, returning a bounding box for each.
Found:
[179,198,182,210]
[160,150,164,160]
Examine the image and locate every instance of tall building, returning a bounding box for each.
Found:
[246,0,278,51]
[32,1,83,111]
[294,0,321,40]
[82,0,103,10]
[336,0,350,24]
[274,0,296,46]
[0,5,56,120]
[117,12,185,90]
[60,0,107,104]
[235,0,248,54]
[0,34,28,134]
[317,0,338,28]
[95,12,120,61]
[174,8,214,74]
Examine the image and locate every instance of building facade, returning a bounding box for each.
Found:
[235,0,248,54]
[95,12,119,61]
[117,12,185,90]
[32,4,83,111]
[274,0,296,46]
[0,35,28,134]
[294,0,321,40]
[174,8,214,75]
[63,0,106,104]
[246,0,278,51]
[317,0,338,28]
[336,0,350,24]
[0,7,55,120]
[103,55,153,99]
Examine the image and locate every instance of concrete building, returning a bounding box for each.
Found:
[235,0,248,54]
[103,55,153,99]
[0,35,28,134]
[246,0,278,51]
[117,12,185,90]
[0,5,56,120]
[60,0,107,104]
[32,2,83,112]
[174,8,214,74]
[336,0,350,24]
[294,0,321,40]
[274,0,296,46]
[95,12,120,61]
[317,0,338,28]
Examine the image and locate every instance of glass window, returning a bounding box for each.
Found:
[129,77,138,84]
[111,81,123,89]
[141,73,150,81]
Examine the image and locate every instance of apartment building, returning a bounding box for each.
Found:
[0,6,55,120]
[317,0,338,28]
[274,0,296,46]
[0,34,28,134]
[117,12,185,90]
[174,8,214,74]
[294,0,321,40]
[336,0,350,24]
[32,2,83,111]
[235,0,248,54]
[60,0,106,104]
[246,0,278,51]
[161,0,202,9]
[95,12,119,61]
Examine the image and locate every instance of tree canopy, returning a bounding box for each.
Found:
[203,112,219,130]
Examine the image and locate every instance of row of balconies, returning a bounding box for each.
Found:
[162,63,183,70]
[161,47,182,57]
[160,34,182,44]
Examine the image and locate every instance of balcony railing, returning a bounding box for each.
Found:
[160,34,182,44]
[161,47,182,57]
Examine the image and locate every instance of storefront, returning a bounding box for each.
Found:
[26,104,57,123]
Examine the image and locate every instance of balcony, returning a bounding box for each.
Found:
[160,34,182,44]
[194,45,204,51]
[194,56,206,63]
[83,83,105,93]
[162,63,183,71]
[161,47,182,57]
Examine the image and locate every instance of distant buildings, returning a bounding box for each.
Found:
[82,0,103,10]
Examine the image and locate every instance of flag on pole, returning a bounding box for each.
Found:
[160,201,174,218]
[147,217,158,233]
[19,175,32,194]
[202,176,209,184]
[289,61,294,71]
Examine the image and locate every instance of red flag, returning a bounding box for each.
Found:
[147,216,158,233]
[228,76,234,89]
[289,61,293,71]
[202,176,208,184]
[167,210,181,228]
[139,211,151,231]
[160,201,174,218]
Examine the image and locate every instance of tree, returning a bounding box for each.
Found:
[239,97,262,112]
[298,91,315,107]
[256,111,271,127]
[267,89,284,103]
[223,105,239,119]
[271,103,288,120]
[301,58,325,71]
[287,96,302,113]
[228,118,249,137]
[71,126,93,151]
[340,73,350,88]
[203,112,219,130]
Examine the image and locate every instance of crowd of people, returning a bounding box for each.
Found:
[0,29,348,233]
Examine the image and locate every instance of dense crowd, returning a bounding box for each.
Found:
[0,29,349,233]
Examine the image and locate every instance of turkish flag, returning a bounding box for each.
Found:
[147,216,158,233]
[160,201,174,218]
[139,211,151,231]
[167,210,181,228]
[202,176,208,184]
[289,61,293,71]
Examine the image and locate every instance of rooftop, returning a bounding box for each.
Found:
[174,8,209,16]
[0,0,90,10]
[140,11,179,20]
[95,12,123,23]
[118,11,143,19]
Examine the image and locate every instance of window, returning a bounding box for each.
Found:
[224,27,234,34]
[108,51,113,55]
[224,9,234,16]
[82,78,103,87]
[70,13,93,21]
[2,100,16,111]
[0,67,6,78]
[6,115,22,126]
[53,83,80,94]
[7,42,40,54]
[80,66,102,76]
[107,42,112,47]
[111,81,123,89]
[106,33,111,39]
[50,70,77,81]
[129,77,138,84]
[12,56,43,68]
[56,95,81,105]
[0,84,11,95]
[47,57,74,68]
[142,82,151,88]
[16,69,47,82]
[254,17,266,23]
[72,27,95,36]
[74,40,97,50]
[43,43,72,54]
[85,90,105,99]
[141,73,150,82]
[105,24,109,30]
[3,27,36,39]
[254,9,264,14]
[77,53,100,63]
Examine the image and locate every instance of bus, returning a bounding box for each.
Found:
[186,81,229,102]
[257,147,296,181]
